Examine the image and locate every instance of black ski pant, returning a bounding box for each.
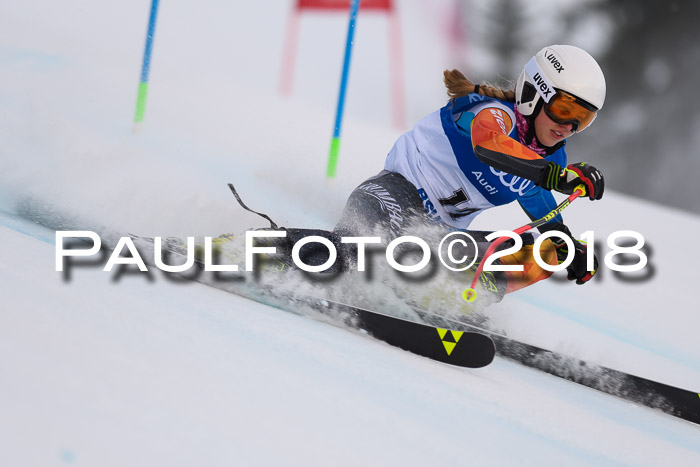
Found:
[276,171,426,272]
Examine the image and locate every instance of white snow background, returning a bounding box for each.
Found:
[1,1,699,465]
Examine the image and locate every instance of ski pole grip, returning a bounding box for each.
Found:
[574,184,586,197]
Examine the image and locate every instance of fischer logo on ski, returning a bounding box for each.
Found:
[437,328,464,356]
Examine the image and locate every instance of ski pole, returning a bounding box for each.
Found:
[463,185,586,302]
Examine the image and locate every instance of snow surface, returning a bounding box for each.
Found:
[1,1,699,465]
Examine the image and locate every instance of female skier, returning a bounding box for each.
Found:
[330,44,606,291]
[226,44,606,304]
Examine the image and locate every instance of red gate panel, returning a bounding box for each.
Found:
[297,0,392,11]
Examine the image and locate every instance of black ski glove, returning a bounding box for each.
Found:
[540,223,597,285]
[552,236,598,285]
[539,161,604,200]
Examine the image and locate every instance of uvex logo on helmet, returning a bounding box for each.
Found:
[544,50,565,73]
[531,72,553,99]
[523,57,555,103]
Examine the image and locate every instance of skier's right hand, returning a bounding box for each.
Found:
[539,161,604,200]
[552,237,598,285]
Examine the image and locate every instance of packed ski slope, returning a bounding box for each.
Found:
[1,1,699,465]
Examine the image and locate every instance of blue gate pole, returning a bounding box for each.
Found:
[326,0,361,178]
[134,0,160,127]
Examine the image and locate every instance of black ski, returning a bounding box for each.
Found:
[415,310,700,426]
[493,334,700,426]
[301,297,496,368]
[123,234,497,369]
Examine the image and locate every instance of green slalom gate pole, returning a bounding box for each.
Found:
[326,0,361,178]
[134,0,160,126]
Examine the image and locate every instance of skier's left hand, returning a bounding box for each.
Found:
[553,238,598,285]
[539,162,604,200]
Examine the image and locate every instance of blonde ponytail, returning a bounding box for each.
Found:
[443,69,515,102]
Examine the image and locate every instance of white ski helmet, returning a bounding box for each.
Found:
[515,45,606,131]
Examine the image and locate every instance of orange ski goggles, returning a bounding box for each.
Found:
[544,90,598,132]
